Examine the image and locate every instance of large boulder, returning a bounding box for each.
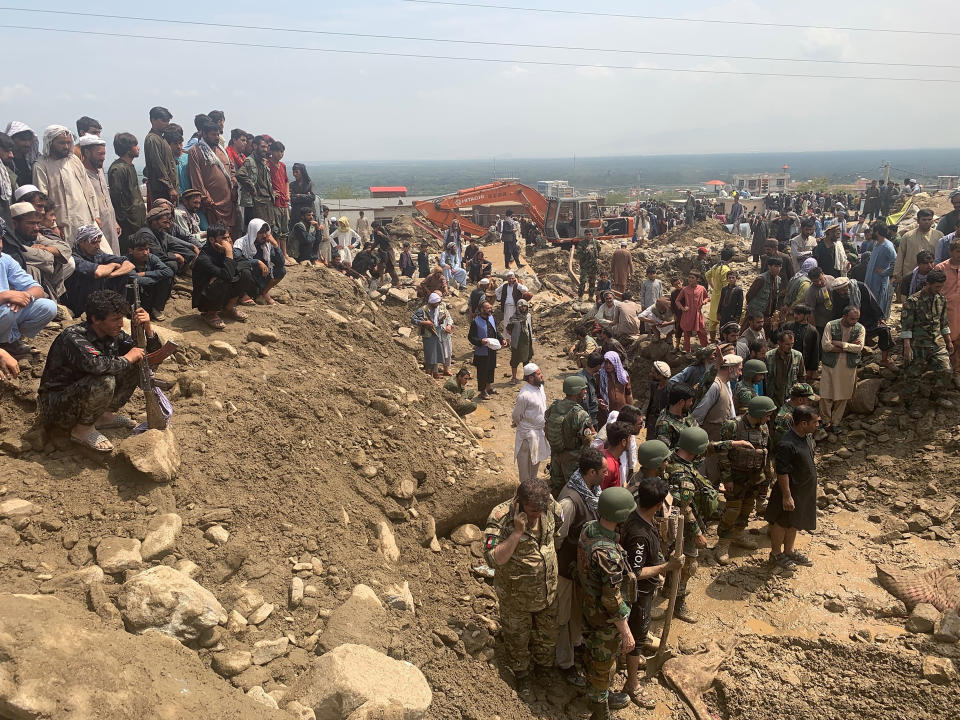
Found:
[118,428,181,483]
[117,565,226,642]
[848,378,883,414]
[0,593,282,719]
[319,584,387,653]
[286,644,432,720]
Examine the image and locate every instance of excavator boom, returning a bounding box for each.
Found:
[413,181,547,238]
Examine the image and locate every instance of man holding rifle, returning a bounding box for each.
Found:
[38,289,162,452]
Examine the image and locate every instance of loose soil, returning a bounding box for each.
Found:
[0,219,957,719]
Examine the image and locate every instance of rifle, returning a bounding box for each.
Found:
[131,278,168,430]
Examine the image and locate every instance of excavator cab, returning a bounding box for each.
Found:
[543,198,603,245]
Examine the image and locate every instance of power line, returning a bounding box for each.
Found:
[2,25,958,84]
[0,6,951,69]
[403,0,960,37]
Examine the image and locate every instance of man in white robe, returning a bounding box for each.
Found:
[512,363,550,483]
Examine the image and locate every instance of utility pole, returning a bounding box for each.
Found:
[881,161,890,183]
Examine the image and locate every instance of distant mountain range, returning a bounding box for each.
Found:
[305,148,960,197]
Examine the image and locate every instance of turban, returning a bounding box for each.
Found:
[427,292,442,304]
[146,206,171,221]
[522,363,539,377]
[478,278,490,286]
[73,224,103,246]
[76,134,105,148]
[181,188,202,200]
[41,125,73,156]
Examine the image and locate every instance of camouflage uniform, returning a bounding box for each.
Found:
[901,289,952,401]
[483,498,564,677]
[576,236,601,299]
[443,378,477,416]
[545,398,595,494]
[717,416,769,538]
[655,408,699,450]
[693,364,717,407]
[577,520,635,704]
[772,403,794,448]
[733,382,758,414]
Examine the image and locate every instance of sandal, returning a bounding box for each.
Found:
[201,312,226,330]
[224,308,248,322]
[71,429,113,453]
[787,551,813,567]
[96,414,136,430]
[769,552,798,571]
[239,297,256,306]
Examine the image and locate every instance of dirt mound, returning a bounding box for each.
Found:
[712,635,960,720]
[653,219,736,248]
[388,213,439,249]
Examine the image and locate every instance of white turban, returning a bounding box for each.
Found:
[41,125,73,156]
[522,363,539,377]
[13,184,40,201]
[427,292,442,304]
[76,133,105,148]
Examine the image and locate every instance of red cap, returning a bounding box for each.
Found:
[698,246,708,254]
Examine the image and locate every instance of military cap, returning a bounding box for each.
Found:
[677,426,709,456]
[747,395,777,418]
[636,440,671,469]
[562,375,588,396]
[597,486,637,523]
[790,383,817,399]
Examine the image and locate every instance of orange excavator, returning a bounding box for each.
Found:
[413,180,634,245]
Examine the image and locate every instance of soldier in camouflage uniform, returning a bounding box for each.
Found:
[655,382,698,449]
[483,477,564,700]
[576,228,601,300]
[545,376,596,494]
[773,384,817,449]
[901,268,954,409]
[662,426,748,622]
[734,359,769,414]
[443,368,478,416]
[578,487,637,719]
[715,396,775,565]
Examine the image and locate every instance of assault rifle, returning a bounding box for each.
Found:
[131,278,173,430]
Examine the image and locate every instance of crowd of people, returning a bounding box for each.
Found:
[0,107,404,450]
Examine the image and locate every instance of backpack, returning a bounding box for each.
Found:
[691,473,720,522]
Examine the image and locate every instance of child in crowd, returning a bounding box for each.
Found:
[595,271,612,306]
[640,266,663,310]
[416,241,431,278]
[677,270,709,352]
[399,242,415,278]
[716,269,743,329]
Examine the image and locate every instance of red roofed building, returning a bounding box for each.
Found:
[369,186,407,198]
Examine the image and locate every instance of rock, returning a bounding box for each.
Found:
[433,626,459,646]
[208,340,238,358]
[204,524,230,545]
[396,326,412,338]
[0,593,279,719]
[906,512,933,532]
[848,378,883,414]
[227,586,265,618]
[247,686,280,709]
[389,478,417,501]
[921,655,957,684]
[377,521,400,564]
[141,513,183,561]
[286,700,317,720]
[319,584,388,652]
[325,309,350,325]
[0,524,20,546]
[247,328,279,344]
[174,558,201,579]
[370,397,401,417]
[824,599,846,613]
[248,603,275,625]
[0,498,40,529]
[96,537,143,574]
[39,565,105,593]
[386,288,414,304]
[290,577,304,608]
[451,524,482,545]
[87,582,124,628]
[934,610,960,643]
[383,581,415,614]
[252,637,289,665]
[286,644,432,720]
[117,565,227,642]
[231,665,273,691]
[226,610,248,634]
[117,428,181,483]
[906,603,940,634]
[212,650,253,677]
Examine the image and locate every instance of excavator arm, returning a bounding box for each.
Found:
[413,181,548,238]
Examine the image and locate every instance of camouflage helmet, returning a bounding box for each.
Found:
[790,383,817,399]
[597,486,637,523]
[677,426,710,456]
[747,395,777,419]
[562,375,588,396]
[636,440,671,469]
[742,359,768,377]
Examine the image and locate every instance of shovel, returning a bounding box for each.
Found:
[646,514,683,678]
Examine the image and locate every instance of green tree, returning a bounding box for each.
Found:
[794,176,831,192]
[328,184,356,199]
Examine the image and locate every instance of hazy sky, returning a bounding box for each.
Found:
[1,1,957,162]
